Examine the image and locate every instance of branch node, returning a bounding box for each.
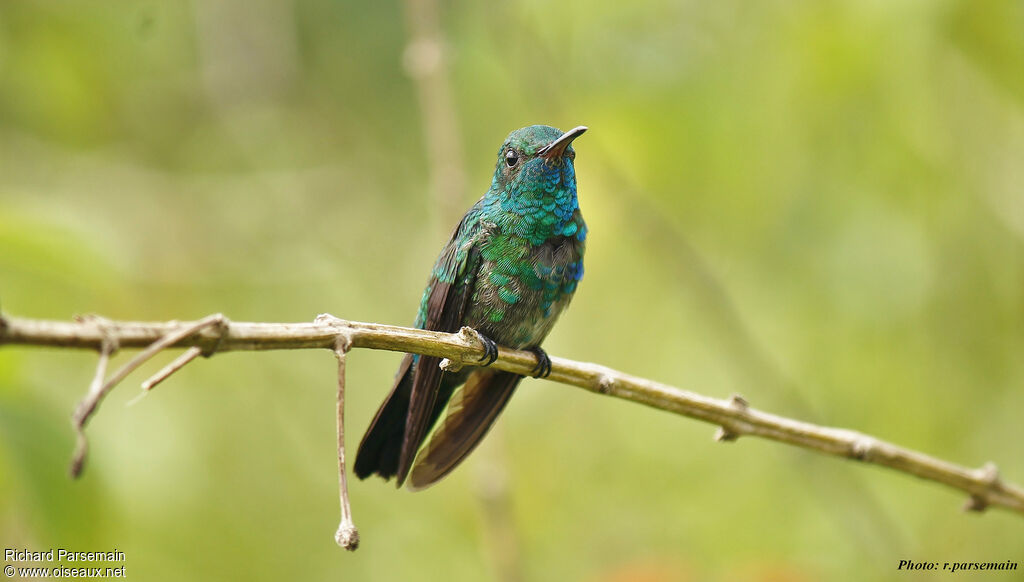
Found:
[714,395,750,442]
[962,462,1002,513]
[77,315,121,354]
[200,313,229,357]
[456,326,479,346]
[597,375,615,395]
[963,495,988,513]
[314,314,355,356]
[714,427,739,442]
[850,436,880,462]
[977,461,1001,485]
[440,357,463,373]
[728,394,749,410]
[454,326,498,367]
[334,333,353,356]
[316,313,350,328]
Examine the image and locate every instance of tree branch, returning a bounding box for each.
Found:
[2,312,1022,518]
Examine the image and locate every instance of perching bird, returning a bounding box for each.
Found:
[354,125,588,490]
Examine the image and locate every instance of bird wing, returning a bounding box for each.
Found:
[352,352,414,480]
[395,210,484,484]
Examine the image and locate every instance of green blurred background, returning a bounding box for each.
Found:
[1,1,1022,580]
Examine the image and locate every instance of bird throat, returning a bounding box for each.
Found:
[495,161,579,246]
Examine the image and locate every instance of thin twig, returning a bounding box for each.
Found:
[330,331,359,551]
[69,334,115,477]
[67,313,226,477]
[141,346,203,391]
[1,312,1022,517]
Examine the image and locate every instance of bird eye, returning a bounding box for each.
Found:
[505,149,519,167]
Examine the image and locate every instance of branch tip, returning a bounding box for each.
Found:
[335,522,360,551]
[69,432,88,478]
[141,346,203,391]
[440,357,463,373]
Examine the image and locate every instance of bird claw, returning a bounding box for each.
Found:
[528,347,552,378]
[475,332,499,367]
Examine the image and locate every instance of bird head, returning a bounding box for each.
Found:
[485,125,587,241]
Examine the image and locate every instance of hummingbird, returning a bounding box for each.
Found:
[354,125,588,490]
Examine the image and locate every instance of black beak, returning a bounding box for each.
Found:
[538,126,587,160]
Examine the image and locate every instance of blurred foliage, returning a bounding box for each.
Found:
[2,1,1022,581]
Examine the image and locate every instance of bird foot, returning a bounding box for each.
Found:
[469,329,498,367]
[528,346,552,378]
